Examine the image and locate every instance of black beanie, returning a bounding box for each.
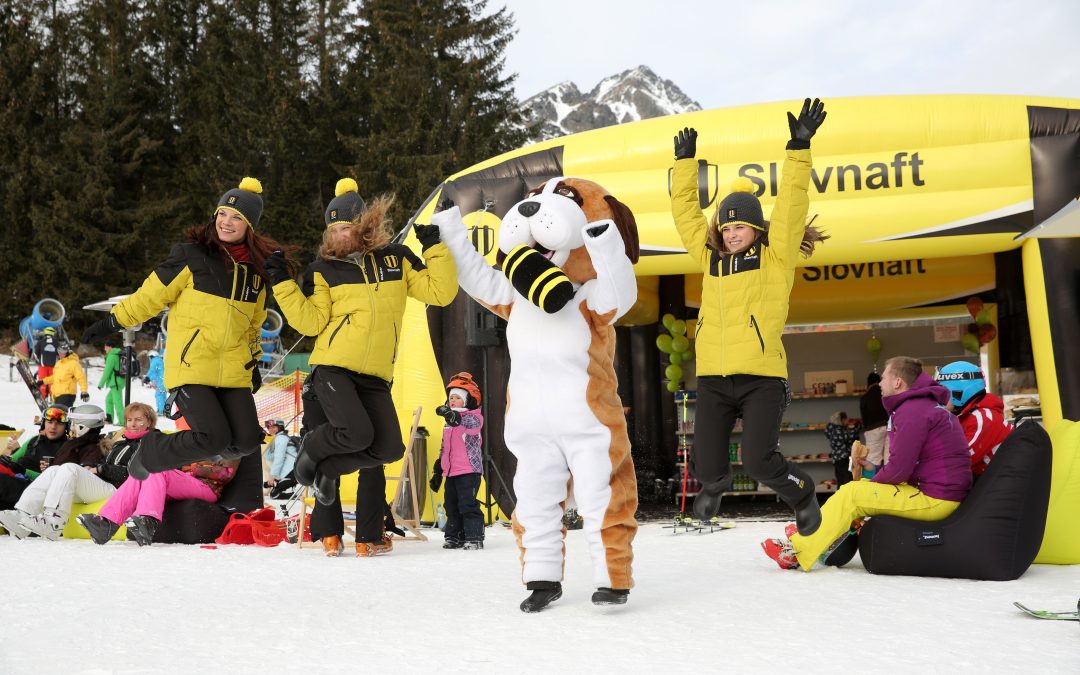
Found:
[216,177,264,229]
[716,177,764,231]
[325,178,366,227]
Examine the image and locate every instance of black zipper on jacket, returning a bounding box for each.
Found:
[180,329,201,366]
[391,322,399,364]
[328,315,350,346]
[749,315,765,354]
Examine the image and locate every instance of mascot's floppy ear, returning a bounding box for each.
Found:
[604,195,640,263]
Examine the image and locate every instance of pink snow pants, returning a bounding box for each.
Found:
[99,469,217,524]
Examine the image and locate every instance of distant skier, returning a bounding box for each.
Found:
[144,349,167,414]
[34,326,60,399]
[98,338,126,425]
[42,343,89,407]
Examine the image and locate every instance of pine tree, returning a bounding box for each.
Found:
[342,0,528,230]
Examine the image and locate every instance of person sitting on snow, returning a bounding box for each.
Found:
[0,405,70,515]
[761,356,972,571]
[936,361,1013,479]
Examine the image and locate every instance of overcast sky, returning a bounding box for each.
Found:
[500,0,1080,108]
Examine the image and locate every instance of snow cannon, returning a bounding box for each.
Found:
[260,309,283,363]
[19,298,66,348]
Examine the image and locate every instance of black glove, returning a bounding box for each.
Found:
[673,127,697,160]
[264,250,291,285]
[786,97,827,150]
[80,392,90,402]
[33,380,44,389]
[251,367,262,394]
[413,224,441,252]
[429,458,444,492]
[436,197,455,212]
[81,315,121,345]
[435,405,461,427]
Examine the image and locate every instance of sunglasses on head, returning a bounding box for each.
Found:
[43,408,67,423]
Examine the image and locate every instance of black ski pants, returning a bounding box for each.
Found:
[692,374,812,498]
[303,366,404,474]
[302,377,391,544]
[139,385,263,472]
[443,473,484,543]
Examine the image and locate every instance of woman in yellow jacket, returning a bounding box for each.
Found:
[670,99,829,535]
[43,344,89,407]
[81,178,296,479]
[264,179,457,507]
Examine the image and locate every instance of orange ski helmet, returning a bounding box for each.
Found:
[446,372,481,409]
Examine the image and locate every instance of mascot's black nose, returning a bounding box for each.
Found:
[517,201,541,217]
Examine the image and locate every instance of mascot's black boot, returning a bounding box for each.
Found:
[692,475,734,521]
[592,588,629,606]
[765,472,822,536]
[520,581,562,613]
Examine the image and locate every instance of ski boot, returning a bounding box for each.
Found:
[691,475,733,521]
[520,581,562,613]
[764,471,821,536]
[0,509,32,539]
[761,538,799,570]
[21,511,64,541]
[125,515,160,546]
[591,588,629,606]
[443,537,464,550]
[77,513,120,545]
[462,540,484,551]
[322,535,345,557]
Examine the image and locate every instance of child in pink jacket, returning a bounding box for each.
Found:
[430,373,484,550]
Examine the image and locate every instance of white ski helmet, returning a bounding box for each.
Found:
[67,404,106,437]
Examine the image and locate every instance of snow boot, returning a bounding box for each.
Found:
[356,534,393,557]
[125,515,160,546]
[77,513,119,545]
[21,512,64,541]
[591,587,630,606]
[763,470,821,536]
[322,535,345,557]
[443,538,464,549]
[0,509,32,539]
[520,581,562,613]
[462,540,484,550]
[761,538,799,570]
[691,475,734,521]
[313,472,338,506]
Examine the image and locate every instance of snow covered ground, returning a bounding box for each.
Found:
[2,356,1079,674]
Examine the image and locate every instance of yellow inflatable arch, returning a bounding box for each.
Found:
[387,95,1080,557]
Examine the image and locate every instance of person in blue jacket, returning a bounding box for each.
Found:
[144,350,167,414]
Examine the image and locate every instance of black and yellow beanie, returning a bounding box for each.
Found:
[716,177,764,231]
[216,177,264,229]
[325,178,366,228]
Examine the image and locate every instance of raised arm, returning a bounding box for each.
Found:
[401,242,459,307]
[272,265,333,337]
[580,221,638,323]
[769,98,826,268]
[430,203,515,310]
[669,128,713,271]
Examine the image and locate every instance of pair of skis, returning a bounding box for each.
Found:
[11,350,48,412]
[664,514,736,535]
[1013,602,1079,622]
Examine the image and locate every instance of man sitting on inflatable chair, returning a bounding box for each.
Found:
[762,356,972,570]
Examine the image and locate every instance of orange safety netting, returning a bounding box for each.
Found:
[253,370,305,433]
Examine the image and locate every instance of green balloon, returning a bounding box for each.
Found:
[666,380,681,393]
[671,335,690,353]
[661,313,676,330]
[656,334,673,353]
[682,348,694,361]
[665,364,683,381]
[962,333,981,354]
[975,308,993,326]
[669,352,682,366]
[670,319,687,337]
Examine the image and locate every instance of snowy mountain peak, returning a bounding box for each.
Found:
[521,65,701,141]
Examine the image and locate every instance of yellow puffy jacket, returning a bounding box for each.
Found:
[43,353,88,397]
[273,242,457,381]
[671,149,812,378]
[112,243,267,391]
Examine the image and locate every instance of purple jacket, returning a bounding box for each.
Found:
[873,372,972,501]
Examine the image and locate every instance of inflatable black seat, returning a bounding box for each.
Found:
[857,422,1052,580]
[152,452,265,544]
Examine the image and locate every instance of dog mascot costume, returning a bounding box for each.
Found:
[431,177,640,612]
